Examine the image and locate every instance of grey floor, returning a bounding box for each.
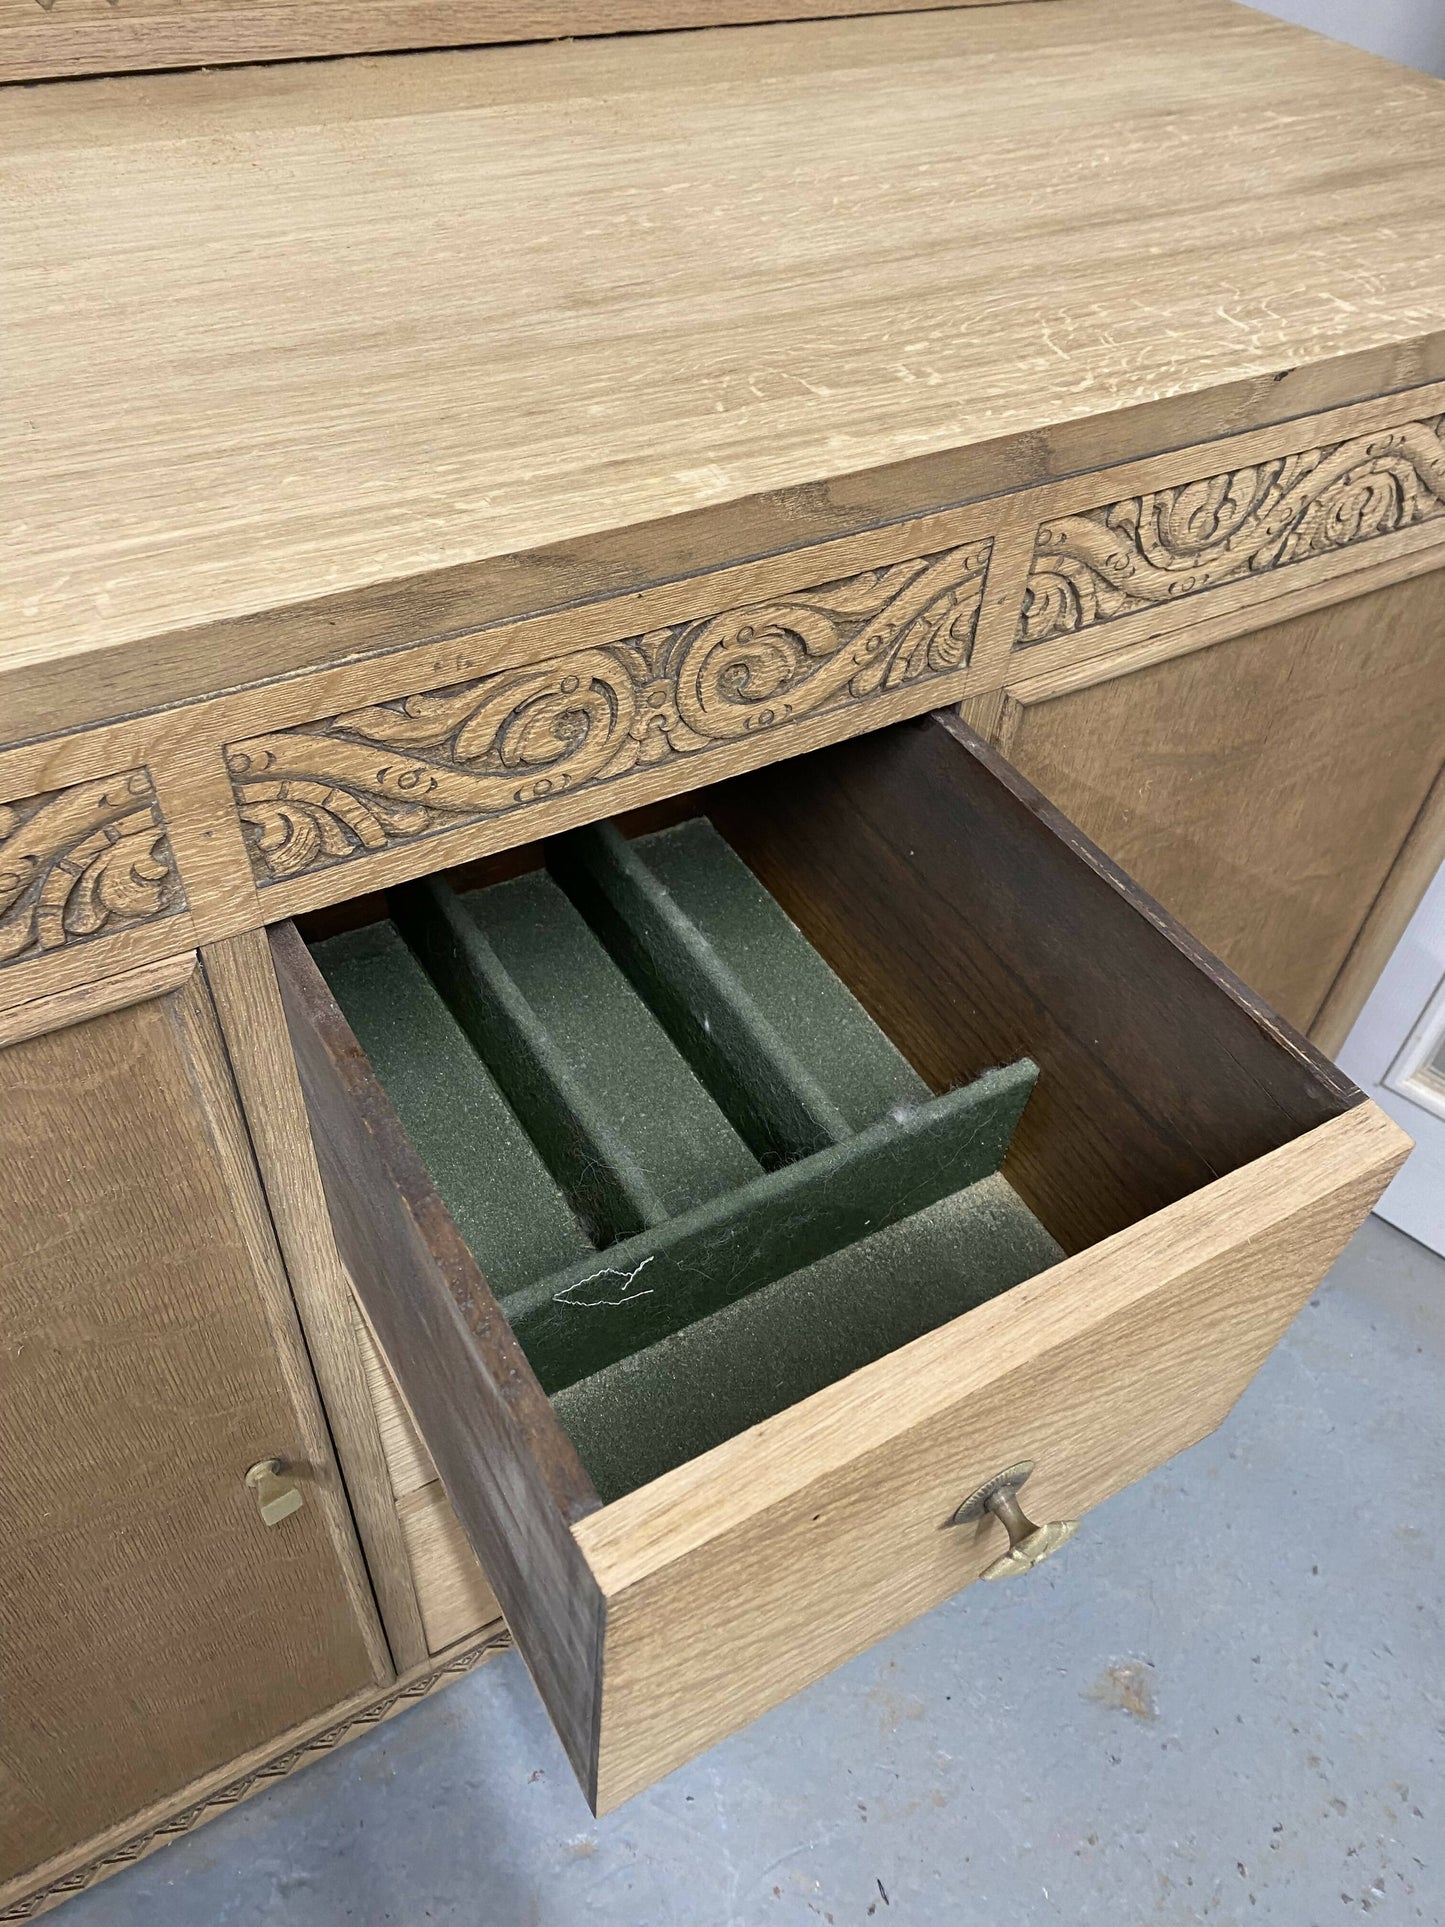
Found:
[63,1217,1442,1926]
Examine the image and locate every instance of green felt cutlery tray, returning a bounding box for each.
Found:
[310,813,1059,1500]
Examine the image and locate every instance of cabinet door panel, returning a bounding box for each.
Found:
[0,969,385,1883]
[1002,573,1445,1032]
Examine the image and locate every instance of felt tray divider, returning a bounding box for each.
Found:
[391,875,668,1246]
[545,822,853,1165]
[503,1058,1039,1396]
[464,866,763,1220]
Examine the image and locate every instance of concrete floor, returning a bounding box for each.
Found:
[63,1217,1443,1926]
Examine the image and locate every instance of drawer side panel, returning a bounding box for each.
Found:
[270,922,607,1799]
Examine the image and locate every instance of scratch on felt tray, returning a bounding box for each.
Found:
[553,1254,655,1308]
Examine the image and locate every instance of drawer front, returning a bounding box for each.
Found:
[574,1105,1402,1809]
[275,713,1407,1814]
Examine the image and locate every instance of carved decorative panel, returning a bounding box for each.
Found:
[0,769,186,969]
[1016,416,1445,647]
[226,541,992,885]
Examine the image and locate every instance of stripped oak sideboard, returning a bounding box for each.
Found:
[2,0,1443,1913]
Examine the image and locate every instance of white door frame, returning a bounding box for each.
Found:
[1337,857,1445,1255]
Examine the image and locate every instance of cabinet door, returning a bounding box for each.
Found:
[0,966,388,1886]
[991,572,1445,1038]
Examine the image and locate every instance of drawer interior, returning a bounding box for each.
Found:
[307,814,1062,1502]
[298,709,1356,1514]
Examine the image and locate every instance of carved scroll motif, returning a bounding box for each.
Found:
[227,541,992,884]
[0,770,185,969]
[1016,416,1445,647]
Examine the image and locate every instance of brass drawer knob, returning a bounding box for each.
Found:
[244,1457,305,1527]
[948,1459,1077,1580]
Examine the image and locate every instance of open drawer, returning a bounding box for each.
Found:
[272,713,1408,1813]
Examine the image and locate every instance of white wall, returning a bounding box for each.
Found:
[1250,0,1445,77]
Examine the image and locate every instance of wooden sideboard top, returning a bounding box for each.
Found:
[3,0,1445,740]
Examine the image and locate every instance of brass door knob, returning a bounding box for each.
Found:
[948,1459,1077,1580]
[245,1457,305,1527]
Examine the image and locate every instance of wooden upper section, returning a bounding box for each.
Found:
[4,0,1445,740]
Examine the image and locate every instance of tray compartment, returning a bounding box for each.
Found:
[308,918,592,1294]
[546,818,931,1160]
[392,864,760,1241]
[554,1173,1062,1502]
[313,813,1049,1467]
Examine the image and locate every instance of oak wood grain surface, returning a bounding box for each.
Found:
[270,921,607,1798]
[4,0,1445,735]
[0,0,1052,83]
[0,950,195,1051]
[396,1483,504,1654]
[1314,758,1445,1058]
[202,926,433,1670]
[352,1296,504,1653]
[1,1625,509,1923]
